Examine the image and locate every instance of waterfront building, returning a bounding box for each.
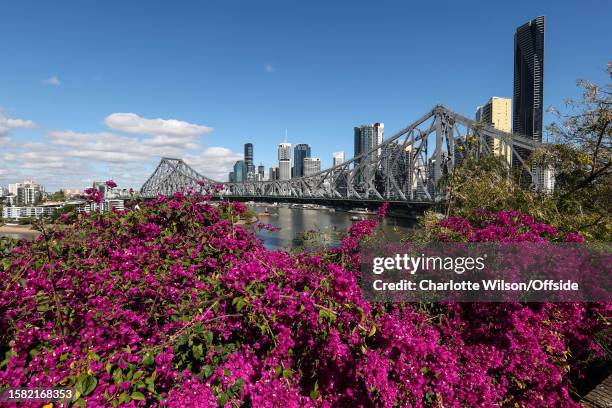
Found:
[8,180,44,205]
[293,144,311,178]
[303,157,321,176]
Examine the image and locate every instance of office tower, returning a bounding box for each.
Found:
[268,167,275,181]
[332,151,345,167]
[303,157,321,176]
[233,160,246,182]
[278,142,291,161]
[257,164,265,181]
[229,171,235,183]
[513,16,545,142]
[354,123,384,163]
[279,161,291,180]
[278,142,291,180]
[293,144,311,178]
[477,97,512,164]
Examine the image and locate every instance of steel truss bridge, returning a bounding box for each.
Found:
[140,105,541,205]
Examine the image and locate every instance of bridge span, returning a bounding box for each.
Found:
[140,105,541,205]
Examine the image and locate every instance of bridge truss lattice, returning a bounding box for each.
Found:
[140,105,540,202]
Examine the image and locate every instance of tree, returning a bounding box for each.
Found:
[530,64,611,239]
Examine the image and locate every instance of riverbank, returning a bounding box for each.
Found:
[0,224,41,237]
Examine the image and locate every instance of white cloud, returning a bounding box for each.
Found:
[1,110,241,190]
[265,64,276,73]
[104,112,213,138]
[0,110,37,147]
[185,147,243,181]
[42,75,61,86]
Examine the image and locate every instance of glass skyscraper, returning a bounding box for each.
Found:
[244,143,255,175]
[513,16,545,142]
[293,144,311,178]
[233,160,246,182]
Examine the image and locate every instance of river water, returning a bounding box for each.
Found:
[0,206,417,250]
[248,205,416,250]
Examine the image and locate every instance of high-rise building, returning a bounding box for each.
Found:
[228,171,235,182]
[354,123,384,163]
[513,16,545,142]
[333,151,345,167]
[8,180,45,205]
[279,161,291,181]
[244,143,255,175]
[278,142,291,180]
[233,160,246,183]
[477,97,512,164]
[303,157,321,176]
[268,167,279,181]
[293,144,311,178]
[278,142,291,161]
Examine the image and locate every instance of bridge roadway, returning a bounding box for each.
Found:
[210,195,433,218]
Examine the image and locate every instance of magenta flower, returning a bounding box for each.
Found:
[0,197,605,407]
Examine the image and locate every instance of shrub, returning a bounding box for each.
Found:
[0,194,608,406]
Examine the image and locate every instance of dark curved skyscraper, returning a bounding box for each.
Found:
[513,16,545,142]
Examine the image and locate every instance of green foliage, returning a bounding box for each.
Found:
[444,67,611,241]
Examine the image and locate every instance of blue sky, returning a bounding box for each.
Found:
[1,0,610,191]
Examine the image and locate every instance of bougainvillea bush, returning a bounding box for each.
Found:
[0,192,609,407]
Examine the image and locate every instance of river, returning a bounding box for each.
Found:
[0,205,417,250]
[248,204,416,250]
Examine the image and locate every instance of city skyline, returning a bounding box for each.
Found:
[0,1,610,191]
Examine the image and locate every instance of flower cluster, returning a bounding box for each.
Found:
[81,187,104,204]
[437,209,585,243]
[0,198,608,406]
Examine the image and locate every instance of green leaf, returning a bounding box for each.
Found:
[282,367,292,379]
[202,365,213,378]
[217,392,229,406]
[76,373,97,396]
[233,297,247,312]
[318,308,336,322]
[192,344,203,360]
[368,325,376,337]
[142,353,154,366]
[118,392,130,404]
[113,368,123,384]
[131,391,146,401]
